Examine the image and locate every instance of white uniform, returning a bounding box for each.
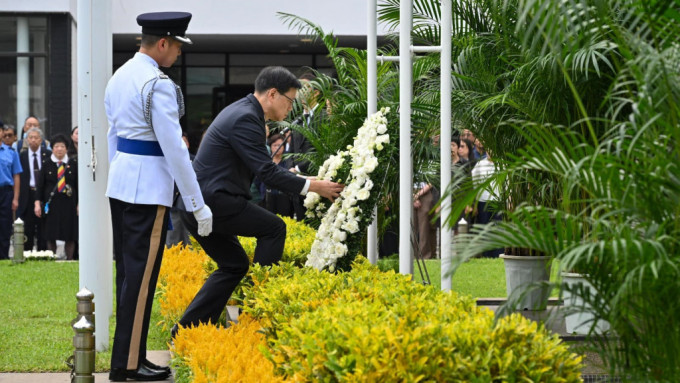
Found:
[105,52,204,211]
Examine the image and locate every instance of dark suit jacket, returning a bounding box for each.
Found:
[286,130,313,174]
[288,108,324,174]
[16,139,50,152]
[193,94,306,215]
[17,148,52,218]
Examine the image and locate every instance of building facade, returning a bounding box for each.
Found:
[0,0,387,147]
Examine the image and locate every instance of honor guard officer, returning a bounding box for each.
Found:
[104,11,213,382]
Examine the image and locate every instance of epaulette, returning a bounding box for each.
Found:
[140,71,185,127]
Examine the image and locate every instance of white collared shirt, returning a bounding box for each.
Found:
[29,146,42,188]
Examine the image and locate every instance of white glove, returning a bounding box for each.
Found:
[193,205,213,237]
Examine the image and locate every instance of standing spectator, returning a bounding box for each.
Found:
[458,138,475,163]
[33,135,78,259]
[173,66,343,336]
[68,126,79,158]
[461,129,481,160]
[265,133,295,218]
[0,130,22,259]
[471,147,502,258]
[413,182,437,259]
[3,126,17,148]
[284,72,319,220]
[17,128,50,251]
[67,126,79,259]
[166,131,194,248]
[105,12,212,381]
[474,138,487,159]
[14,116,50,151]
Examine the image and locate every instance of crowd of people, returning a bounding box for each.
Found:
[411,128,502,260]
[0,116,79,260]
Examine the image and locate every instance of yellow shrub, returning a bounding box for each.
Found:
[157,243,211,329]
[171,314,288,383]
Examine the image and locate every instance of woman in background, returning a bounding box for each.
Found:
[34,134,78,259]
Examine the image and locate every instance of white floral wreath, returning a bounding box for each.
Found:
[304,108,390,271]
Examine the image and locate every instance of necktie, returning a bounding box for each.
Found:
[33,153,39,186]
[304,113,310,126]
[57,162,66,193]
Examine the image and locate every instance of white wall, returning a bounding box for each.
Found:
[111,0,389,35]
[1,0,389,36]
[0,0,76,15]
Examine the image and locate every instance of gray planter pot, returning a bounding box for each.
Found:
[562,272,610,335]
[500,254,551,311]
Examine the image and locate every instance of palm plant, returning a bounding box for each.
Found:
[380,0,680,379]
[446,0,680,380]
[277,12,444,236]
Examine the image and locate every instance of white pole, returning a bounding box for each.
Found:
[399,0,413,275]
[77,0,113,351]
[440,0,453,291]
[367,0,379,265]
[16,17,29,133]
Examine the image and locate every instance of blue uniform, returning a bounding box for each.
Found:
[0,143,22,259]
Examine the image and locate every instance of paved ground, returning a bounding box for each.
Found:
[0,351,173,383]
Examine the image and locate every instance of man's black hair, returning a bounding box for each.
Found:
[140,34,175,48]
[254,66,302,94]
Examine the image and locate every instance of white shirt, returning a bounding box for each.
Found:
[28,146,42,188]
[105,52,204,211]
[471,158,497,202]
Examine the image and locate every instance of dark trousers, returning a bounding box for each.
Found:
[166,207,190,248]
[23,188,46,251]
[265,191,295,219]
[178,194,286,328]
[0,185,14,259]
[109,198,169,370]
[476,200,503,258]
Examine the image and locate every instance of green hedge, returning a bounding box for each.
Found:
[241,258,582,382]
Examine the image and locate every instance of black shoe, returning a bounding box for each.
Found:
[170,323,180,339]
[141,358,171,374]
[109,364,170,381]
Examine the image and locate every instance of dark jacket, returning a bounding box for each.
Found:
[17,148,52,218]
[192,94,306,215]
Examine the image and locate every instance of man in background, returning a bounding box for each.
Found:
[17,128,50,252]
[3,126,17,148]
[14,116,50,151]
[0,127,22,259]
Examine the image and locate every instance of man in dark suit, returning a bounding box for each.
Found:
[282,72,323,219]
[14,116,50,152]
[17,127,51,251]
[174,66,343,332]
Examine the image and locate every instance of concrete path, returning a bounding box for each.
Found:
[0,351,173,383]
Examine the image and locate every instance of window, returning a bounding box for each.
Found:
[0,16,48,135]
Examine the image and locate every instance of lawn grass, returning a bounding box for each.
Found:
[0,260,167,372]
[378,256,561,297]
[378,257,507,296]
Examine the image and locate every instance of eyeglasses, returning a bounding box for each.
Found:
[278,91,295,105]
